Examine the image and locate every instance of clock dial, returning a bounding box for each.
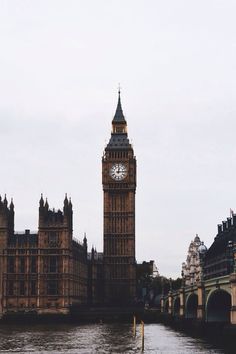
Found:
[109,163,127,181]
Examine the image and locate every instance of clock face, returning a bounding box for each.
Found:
[109,163,127,181]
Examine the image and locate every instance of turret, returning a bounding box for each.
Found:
[3,194,8,207]
[38,195,72,230]
[39,194,44,208]
[227,217,232,228]
[9,198,14,233]
[91,246,95,260]
[63,194,72,230]
[38,195,73,249]
[10,198,14,211]
[222,221,227,232]
[45,198,49,210]
[0,194,14,247]
[63,193,69,211]
[68,197,72,209]
[83,232,88,252]
[233,214,236,226]
[217,224,222,234]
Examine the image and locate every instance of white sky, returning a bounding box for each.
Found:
[0,0,236,278]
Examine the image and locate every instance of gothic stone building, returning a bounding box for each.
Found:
[0,93,137,317]
[181,234,207,286]
[0,195,88,317]
[203,214,236,280]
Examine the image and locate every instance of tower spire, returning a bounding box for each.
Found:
[112,88,126,123]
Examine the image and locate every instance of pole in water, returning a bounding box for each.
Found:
[141,320,144,352]
[133,315,136,337]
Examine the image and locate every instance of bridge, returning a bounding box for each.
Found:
[160,214,236,325]
[161,273,236,324]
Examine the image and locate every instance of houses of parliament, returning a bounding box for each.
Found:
[0,93,137,317]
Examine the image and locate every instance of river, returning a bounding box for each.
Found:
[0,322,232,353]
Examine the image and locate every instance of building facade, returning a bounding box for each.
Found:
[87,248,104,305]
[0,195,88,317]
[102,91,137,304]
[181,234,207,286]
[203,215,236,280]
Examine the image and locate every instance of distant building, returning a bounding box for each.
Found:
[182,234,207,286]
[136,260,159,304]
[87,248,104,305]
[204,215,236,280]
[137,260,159,279]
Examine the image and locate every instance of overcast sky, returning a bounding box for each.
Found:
[0,1,236,278]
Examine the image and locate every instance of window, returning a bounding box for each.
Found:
[31,281,36,295]
[20,257,25,273]
[8,281,14,295]
[48,232,59,246]
[49,256,57,273]
[20,281,25,295]
[47,280,58,295]
[31,256,36,273]
[8,258,15,273]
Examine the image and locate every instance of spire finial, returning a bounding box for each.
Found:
[3,194,8,206]
[83,232,87,248]
[39,194,44,207]
[64,193,69,208]
[118,83,121,95]
[10,198,14,210]
[68,197,72,209]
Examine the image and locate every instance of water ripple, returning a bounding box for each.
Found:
[0,323,226,353]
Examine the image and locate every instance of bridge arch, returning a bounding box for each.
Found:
[206,289,231,323]
[173,297,180,316]
[185,293,198,319]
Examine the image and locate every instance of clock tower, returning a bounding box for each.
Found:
[102,91,136,304]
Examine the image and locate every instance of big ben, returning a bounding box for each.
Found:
[102,91,136,304]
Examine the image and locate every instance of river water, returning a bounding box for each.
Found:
[0,322,231,353]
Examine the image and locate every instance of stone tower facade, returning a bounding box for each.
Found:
[102,92,136,304]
